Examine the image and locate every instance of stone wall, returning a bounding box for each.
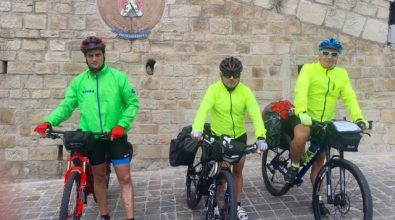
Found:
[0,0,394,179]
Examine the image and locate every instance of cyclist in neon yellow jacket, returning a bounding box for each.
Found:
[285,38,368,217]
[34,36,139,220]
[191,57,267,220]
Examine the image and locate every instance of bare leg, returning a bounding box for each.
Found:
[114,164,134,218]
[91,163,110,215]
[290,124,310,164]
[311,153,325,187]
[232,157,245,203]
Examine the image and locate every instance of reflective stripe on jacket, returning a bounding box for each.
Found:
[294,62,364,122]
[192,81,266,139]
[45,64,139,133]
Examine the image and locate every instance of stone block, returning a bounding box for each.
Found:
[29,147,58,161]
[13,2,32,12]
[136,124,159,134]
[23,39,46,51]
[178,100,193,109]
[0,108,14,124]
[342,13,366,37]
[35,63,58,74]
[67,16,85,30]
[5,147,28,161]
[55,3,72,13]
[86,17,105,30]
[254,0,272,9]
[388,125,395,144]
[0,51,16,60]
[209,18,232,34]
[2,39,21,50]
[8,62,33,74]
[15,29,40,38]
[152,111,171,124]
[356,79,374,91]
[183,77,208,89]
[35,1,50,13]
[227,1,242,16]
[0,90,9,98]
[157,19,189,32]
[381,109,395,123]
[49,15,67,30]
[62,63,86,74]
[24,14,47,29]
[335,0,357,10]
[138,145,162,159]
[32,90,51,99]
[0,14,23,29]
[24,76,44,89]
[362,19,388,44]
[353,2,377,17]
[296,1,326,25]
[18,51,44,61]
[324,8,346,30]
[0,1,11,12]
[201,5,224,17]
[170,5,201,17]
[0,136,15,148]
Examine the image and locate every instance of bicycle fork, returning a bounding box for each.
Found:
[206,179,217,219]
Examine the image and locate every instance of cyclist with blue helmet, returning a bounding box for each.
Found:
[284,37,368,216]
[34,36,139,220]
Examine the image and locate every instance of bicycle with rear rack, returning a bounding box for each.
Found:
[261,119,373,219]
[185,129,258,220]
[46,129,111,220]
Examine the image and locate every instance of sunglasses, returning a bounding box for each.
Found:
[222,71,240,79]
[321,51,338,57]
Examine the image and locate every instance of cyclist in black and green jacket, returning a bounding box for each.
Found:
[34,36,139,220]
[285,38,368,216]
[191,57,268,220]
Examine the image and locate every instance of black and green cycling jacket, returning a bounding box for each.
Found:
[294,62,365,122]
[44,64,139,133]
[192,80,266,140]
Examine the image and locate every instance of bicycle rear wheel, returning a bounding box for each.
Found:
[261,146,291,196]
[206,170,237,220]
[59,171,82,220]
[312,158,373,219]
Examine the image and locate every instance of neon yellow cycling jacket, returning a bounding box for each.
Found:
[44,64,139,133]
[192,81,266,139]
[294,62,365,122]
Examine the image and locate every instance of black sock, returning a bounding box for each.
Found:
[237,202,241,206]
[127,218,134,220]
[101,214,110,220]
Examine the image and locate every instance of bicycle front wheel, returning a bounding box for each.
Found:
[186,146,203,209]
[59,171,82,220]
[261,147,291,196]
[312,158,373,219]
[206,170,237,220]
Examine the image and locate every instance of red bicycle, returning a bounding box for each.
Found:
[46,129,111,220]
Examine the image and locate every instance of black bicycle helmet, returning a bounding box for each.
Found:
[219,56,243,76]
[80,36,106,54]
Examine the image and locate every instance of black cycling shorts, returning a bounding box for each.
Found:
[88,135,132,166]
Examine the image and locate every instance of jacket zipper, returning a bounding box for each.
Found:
[229,91,236,138]
[320,69,330,121]
[96,75,104,132]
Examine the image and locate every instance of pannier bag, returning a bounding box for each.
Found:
[262,100,294,148]
[169,125,203,167]
[63,131,95,151]
[327,121,362,152]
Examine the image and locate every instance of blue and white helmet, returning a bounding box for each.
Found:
[318,38,343,54]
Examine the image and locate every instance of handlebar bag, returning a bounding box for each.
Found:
[327,121,362,152]
[63,131,95,151]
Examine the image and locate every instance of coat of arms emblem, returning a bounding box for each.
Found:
[97,0,165,39]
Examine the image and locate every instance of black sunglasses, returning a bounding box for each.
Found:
[222,71,240,79]
[321,51,338,57]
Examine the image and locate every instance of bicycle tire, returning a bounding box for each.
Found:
[312,158,373,220]
[206,170,237,220]
[261,147,291,196]
[186,146,203,209]
[59,171,82,220]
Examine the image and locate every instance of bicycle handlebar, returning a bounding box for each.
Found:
[45,129,110,140]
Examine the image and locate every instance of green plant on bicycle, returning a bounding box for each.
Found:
[261,119,373,219]
[186,128,258,220]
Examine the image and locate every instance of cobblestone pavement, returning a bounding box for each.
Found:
[1,153,394,220]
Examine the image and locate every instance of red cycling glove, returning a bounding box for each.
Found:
[34,122,51,137]
[111,125,125,140]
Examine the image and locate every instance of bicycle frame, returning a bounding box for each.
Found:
[63,150,94,217]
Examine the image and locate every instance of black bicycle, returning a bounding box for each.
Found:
[185,130,257,220]
[261,119,373,219]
